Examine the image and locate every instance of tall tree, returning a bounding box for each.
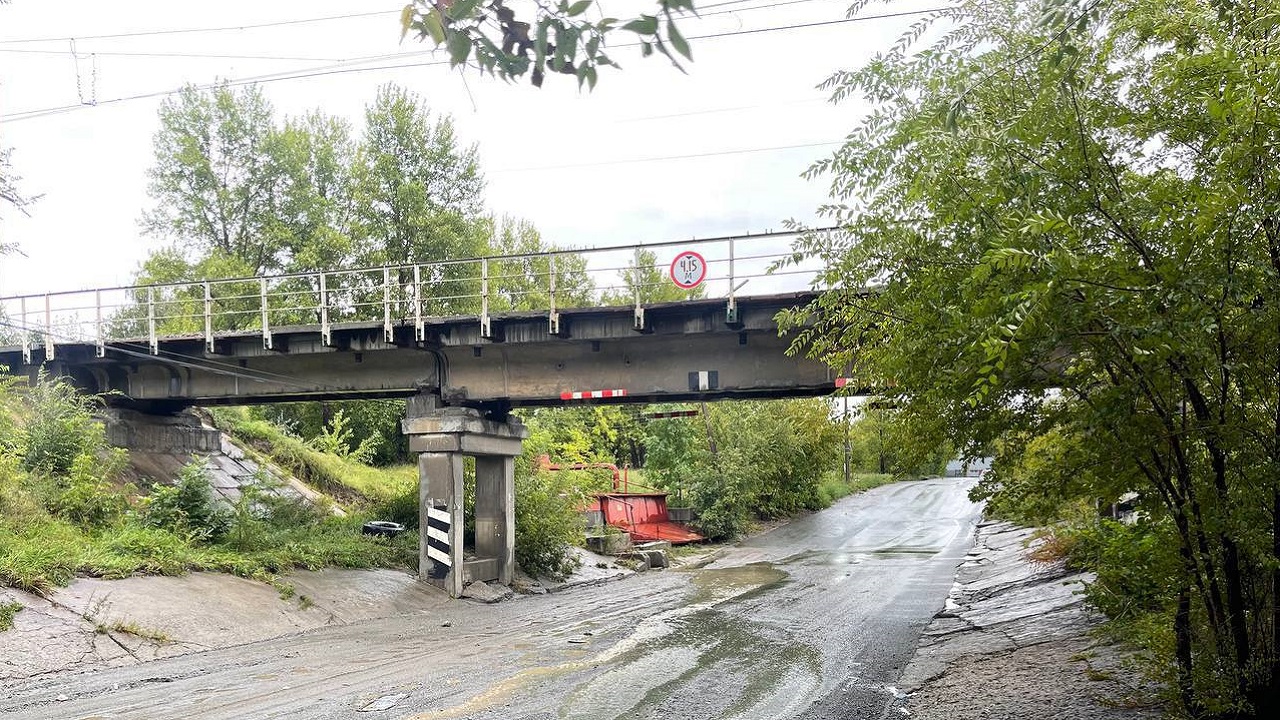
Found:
[352,84,487,314]
[778,1,1280,715]
[143,84,292,275]
[0,146,34,248]
[487,216,595,311]
[601,248,705,305]
[352,84,485,267]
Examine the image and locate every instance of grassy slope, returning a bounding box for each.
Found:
[208,407,416,502]
[0,408,419,598]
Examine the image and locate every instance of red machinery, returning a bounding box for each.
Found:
[536,455,704,544]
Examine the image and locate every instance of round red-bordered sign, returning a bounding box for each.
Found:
[669,251,707,289]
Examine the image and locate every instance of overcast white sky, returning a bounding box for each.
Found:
[0,0,936,298]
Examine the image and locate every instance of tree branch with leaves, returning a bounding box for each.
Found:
[400,0,696,88]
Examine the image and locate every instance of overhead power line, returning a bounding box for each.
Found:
[0,0,835,46]
[495,140,841,172]
[0,8,947,124]
[0,47,348,62]
[0,7,402,45]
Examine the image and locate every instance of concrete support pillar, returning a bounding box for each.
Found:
[419,451,465,598]
[403,396,527,598]
[474,456,515,586]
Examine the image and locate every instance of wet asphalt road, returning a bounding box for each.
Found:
[1,477,982,720]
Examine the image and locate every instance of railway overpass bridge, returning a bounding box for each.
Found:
[0,230,846,596]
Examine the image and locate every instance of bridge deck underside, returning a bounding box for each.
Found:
[0,293,841,411]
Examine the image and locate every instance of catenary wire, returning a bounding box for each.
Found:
[0,7,403,45]
[494,140,841,172]
[0,8,947,124]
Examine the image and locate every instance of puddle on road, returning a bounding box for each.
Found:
[779,547,941,568]
[559,604,822,720]
[688,563,788,604]
[406,562,813,720]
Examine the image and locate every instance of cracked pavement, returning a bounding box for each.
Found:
[898,522,1163,719]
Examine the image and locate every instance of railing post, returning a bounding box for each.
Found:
[378,266,389,340]
[632,247,645,331]
[726,236,739,325]
[319,272,331,347]
[480,258,491,339]
[413,264,424,342]
[43,293,53,361]
[260,277,272,351]
[95,289,105,358]
[20,297,29,365]
[147,287,158,355]
[203,281,213,354]
[548,254,560,335]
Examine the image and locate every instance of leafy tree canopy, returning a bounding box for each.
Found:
[779,0,1280,714]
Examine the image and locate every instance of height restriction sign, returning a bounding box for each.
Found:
[669,251,707,289]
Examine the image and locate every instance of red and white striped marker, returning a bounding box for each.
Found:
[560,388,628,400]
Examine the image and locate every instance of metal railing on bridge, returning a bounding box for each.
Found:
[0,230,829,362]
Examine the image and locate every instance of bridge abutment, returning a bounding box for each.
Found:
[100,408,222,454]
[402,397,526,598]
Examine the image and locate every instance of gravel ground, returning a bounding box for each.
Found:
[896,521,1164,720]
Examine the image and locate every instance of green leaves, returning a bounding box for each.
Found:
[790,1,1280,711]
[621,15,659,35]
[400,0,696,88]
[399,4,414,41]
[668,18,691,60]
[422,8,445,44]
[447,29,471,65]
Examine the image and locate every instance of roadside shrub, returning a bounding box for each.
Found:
[1064,518,1179,622]
[514,466,584,579]
[20,373,104,476]
[49,450,130,528]
[310,408,381,464]
[143,461,228,541]
[222,490,270,552]
[374,486,420,529]
[0,518,83,593]
[90,524,196,577]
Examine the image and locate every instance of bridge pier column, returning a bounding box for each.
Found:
[402,399,527,598]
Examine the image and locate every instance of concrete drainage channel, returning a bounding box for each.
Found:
[893,521,1163,719]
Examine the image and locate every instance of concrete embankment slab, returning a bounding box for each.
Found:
[896,521,1163,719]
[1,568,448,685]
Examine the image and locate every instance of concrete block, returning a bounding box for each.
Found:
[586,532,632,555]
[408,435,461,453]
[459,434,524,456]
[462,558,500,584]
[460,580,512,603]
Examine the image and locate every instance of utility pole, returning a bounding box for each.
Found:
[843,393,851,487]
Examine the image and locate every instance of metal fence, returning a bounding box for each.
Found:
[0,230,829,362]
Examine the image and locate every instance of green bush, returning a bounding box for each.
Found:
[1062,518,1179,622]
[19,373,105,476]
[49,450,130,528]
[142,461,229,542]
[309,408,382,464]
[513,466,584,579]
